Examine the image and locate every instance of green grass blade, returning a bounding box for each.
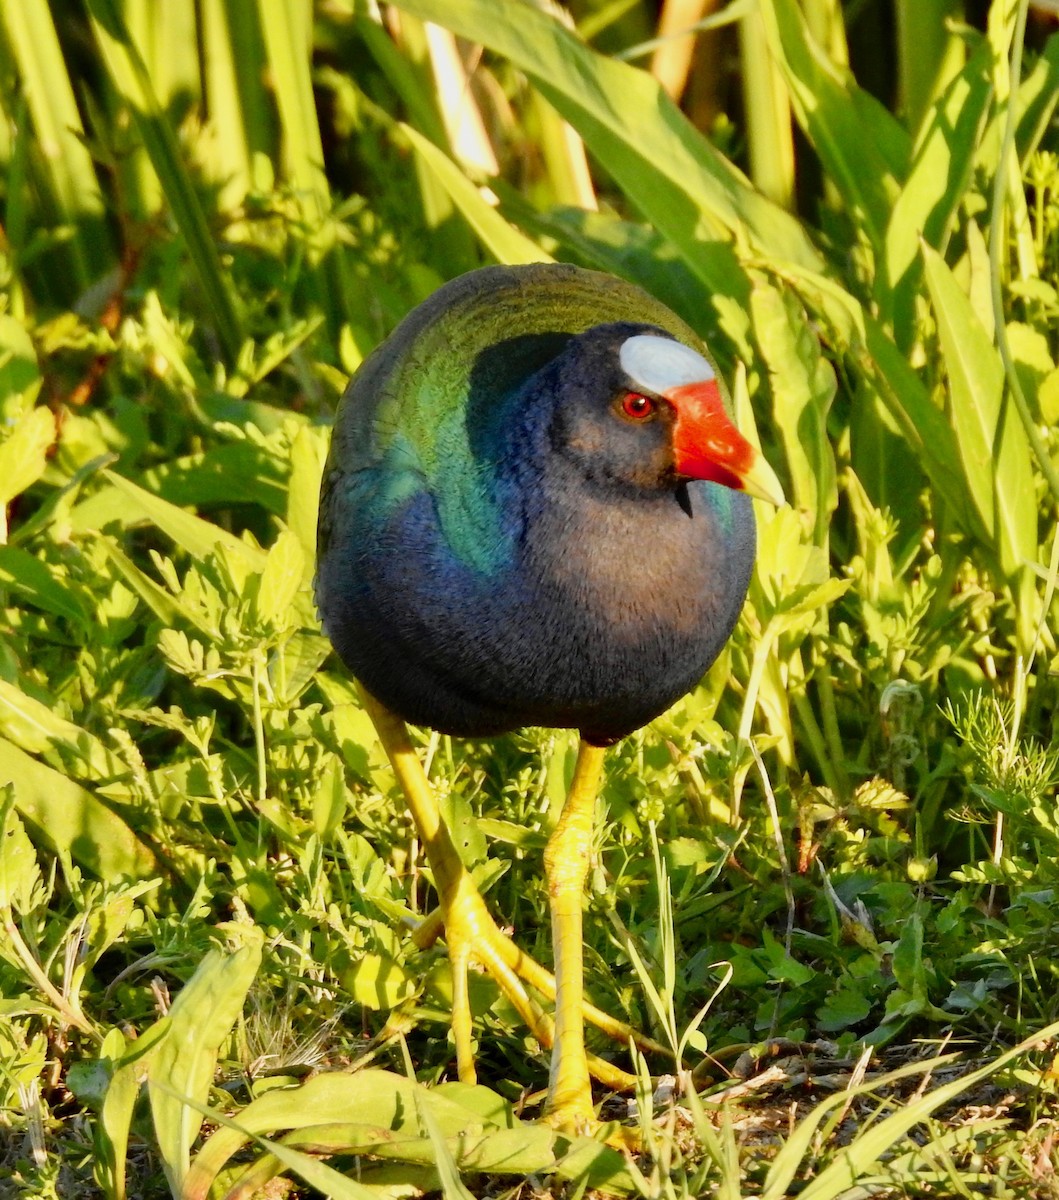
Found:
[0,0,110,285]
[737,5,795,209]
[761,1051,961,1198]
[922,241,1037,585]
[416,1092,477,1200]
[85,0,244,363]
[0,546,88,624]
[201,0,268,207]
[94,538,211,634]
[757,0,908,251]
[80,470,267,570]
[128,0,200,111]
[794,1017,1059,1199]
[356,7,449,146]
[286,424,328,583]
[750,277,837,547]
[2,94,31,318]
[400,124,551,265]
[986,0,1059,522]
[895,0,966,134]
[257,0,329,220]
[882,42,993,347]
[859,317,989,547]
[391,0,824,285]
[0,679,126,782]
[980,30,1059,169]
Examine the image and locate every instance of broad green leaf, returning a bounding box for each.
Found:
[316,672,395,789]
[184,1069,566,1199]
[0,679,124,781]
[219,1134,380,1200]
[0,313,41,410]
[0,546,88,623]
[148,934,263,1195]
[401,123,551,266]
[391,0,822,287]
[0,788,40,912]
[340,952,418,1010]
[891,909,927,997]
[553,1137,639,1192]
[438,776,488,869]
[95,1021,172,1200]
[312,753,347,839]
[254,528,305,627]
[922,243,1037,582]
[286,423,328,580]
[73,470,266,570]
[0,406,53,509]
[816,987,872,1031]
[0,737,155,879]
[271,630,331,708]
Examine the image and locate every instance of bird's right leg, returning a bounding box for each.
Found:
[357,686,660,1091]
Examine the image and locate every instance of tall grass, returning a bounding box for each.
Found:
[0,1,1058,1195]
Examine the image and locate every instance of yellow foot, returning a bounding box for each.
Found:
[541,1105,642,1151]
[427,868,644,1095]
[543,1103,596,1138]
[414,899,669,1085]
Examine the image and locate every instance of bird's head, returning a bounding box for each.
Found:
[542,324,785,506]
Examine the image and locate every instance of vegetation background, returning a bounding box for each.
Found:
[1,0,1058,1195]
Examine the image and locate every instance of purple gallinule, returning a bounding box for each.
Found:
[316,262,783,1129]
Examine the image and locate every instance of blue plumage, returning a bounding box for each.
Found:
[316,263,771,744]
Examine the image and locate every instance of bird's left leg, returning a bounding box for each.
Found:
[358,685,555,1083]
[542,739,606,1132]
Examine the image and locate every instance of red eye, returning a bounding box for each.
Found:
[621,393,656,420]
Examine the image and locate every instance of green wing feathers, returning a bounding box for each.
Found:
[323,263,707,572]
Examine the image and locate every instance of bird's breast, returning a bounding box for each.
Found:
[320,467,753,742]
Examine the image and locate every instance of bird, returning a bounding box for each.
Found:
[315,261,783,1131]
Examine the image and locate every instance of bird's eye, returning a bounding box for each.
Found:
[620,393,656,420]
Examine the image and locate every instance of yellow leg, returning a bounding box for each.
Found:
[358,686,657,1102]
[543,739,606,1131]
[359,686,524,1082]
